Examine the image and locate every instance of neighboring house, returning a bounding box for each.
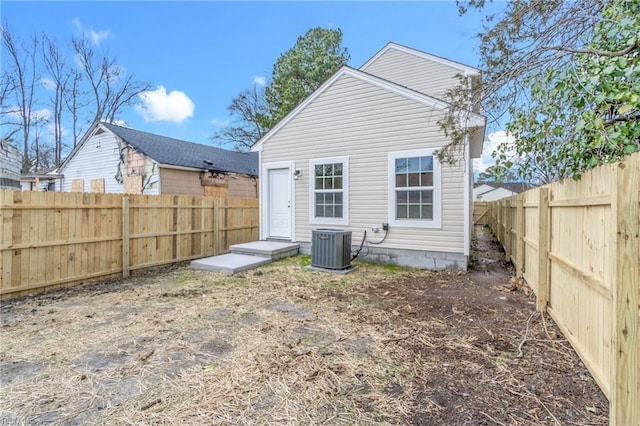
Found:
[57,122,258,197]
[21,167,63,191]
[474,182,530,202]
[0,141,21,190]
[251,42,486,270]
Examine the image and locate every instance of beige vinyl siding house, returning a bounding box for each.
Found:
[252,43,485,270]
[360,43,479,101]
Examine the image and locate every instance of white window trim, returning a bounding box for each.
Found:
[309,156,349,226]
[388,149,442,229]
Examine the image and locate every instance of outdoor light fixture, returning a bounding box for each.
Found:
[293,168,302,180]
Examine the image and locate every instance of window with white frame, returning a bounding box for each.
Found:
[310,157,349,225]
[388,149,441,228]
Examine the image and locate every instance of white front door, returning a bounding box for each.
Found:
[267,167,292,239]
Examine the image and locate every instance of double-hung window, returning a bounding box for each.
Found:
[310,157,349,225]
[388,149,441,228]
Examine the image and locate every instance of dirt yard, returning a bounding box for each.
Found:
[0,227,608,425]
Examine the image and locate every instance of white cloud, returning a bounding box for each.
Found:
[41,77,56,90]
[253,76,266,86]
[72,18,112,45]
[210,118,229,128]
[45,122,67,139]
[135,86,194,123]
[32,108,51,122]
[6,107,51,122]
[473,130,515,174]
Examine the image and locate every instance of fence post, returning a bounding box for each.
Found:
[493,202,498,235]
[497,200,503,244]
[536,187,549,312]
[610,157,639,425]
[213,198,221,255]
[122,197,130,278]
[505,198,512,261]
[516,195,525,278]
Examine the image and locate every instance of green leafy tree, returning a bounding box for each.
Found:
[440,0,639,183]
[504,0,640,182]
[214,27,349,151]
[265,27,349,126]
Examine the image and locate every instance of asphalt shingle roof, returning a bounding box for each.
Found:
[102,123,258,177]
[474,182,532,193]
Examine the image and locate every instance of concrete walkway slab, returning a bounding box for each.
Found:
[230,241,299,260]
[191,253,271,274]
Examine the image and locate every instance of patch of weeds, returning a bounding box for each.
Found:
[174,272,197,283]
[298,254,311,267]
[202,362,218,373]
[354,260,408,274]
[493,354,509,369]
[381,263,404,273]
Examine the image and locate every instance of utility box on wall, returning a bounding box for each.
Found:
[311,229,352,270]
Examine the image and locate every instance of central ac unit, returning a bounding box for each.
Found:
[311,229,352,270]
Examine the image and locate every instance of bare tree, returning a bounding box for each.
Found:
[63,69,89,147]
[1,25,39,172]
[72,36,151,125]
[0,71,20,143]
[212,85,270,151]
[41,35,71,165]
[29,110,53,170]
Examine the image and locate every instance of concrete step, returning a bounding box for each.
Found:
[191,253,271,274]
[229,241,300,260]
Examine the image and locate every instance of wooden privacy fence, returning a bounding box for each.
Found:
[480,151,639,425]
[473,201,490,226]
[0,191,258,298]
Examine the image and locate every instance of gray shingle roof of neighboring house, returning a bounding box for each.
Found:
[474,182,532,193]
[102,123,258,177]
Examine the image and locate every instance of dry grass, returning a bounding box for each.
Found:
[1,259,432,425]
[0,239,608,425]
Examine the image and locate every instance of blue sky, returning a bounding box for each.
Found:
[2,1,507,169]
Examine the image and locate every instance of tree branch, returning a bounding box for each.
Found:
[548,39,639,58]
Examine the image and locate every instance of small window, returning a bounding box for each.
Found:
[310,157,349,225]
[388,150,441,228]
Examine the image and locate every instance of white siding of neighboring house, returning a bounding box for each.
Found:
[0,142,21,190]
[260,73,466,255]
[361,47,470,100]
[473,184,495,200]
[475,187,516,202]
[61,132,122,192]
[60,131,159,194]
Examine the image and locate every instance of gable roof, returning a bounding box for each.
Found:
[61,122,258,176]
[474,182,532,193]
[360,42,480,76]
[251,66,485,152]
